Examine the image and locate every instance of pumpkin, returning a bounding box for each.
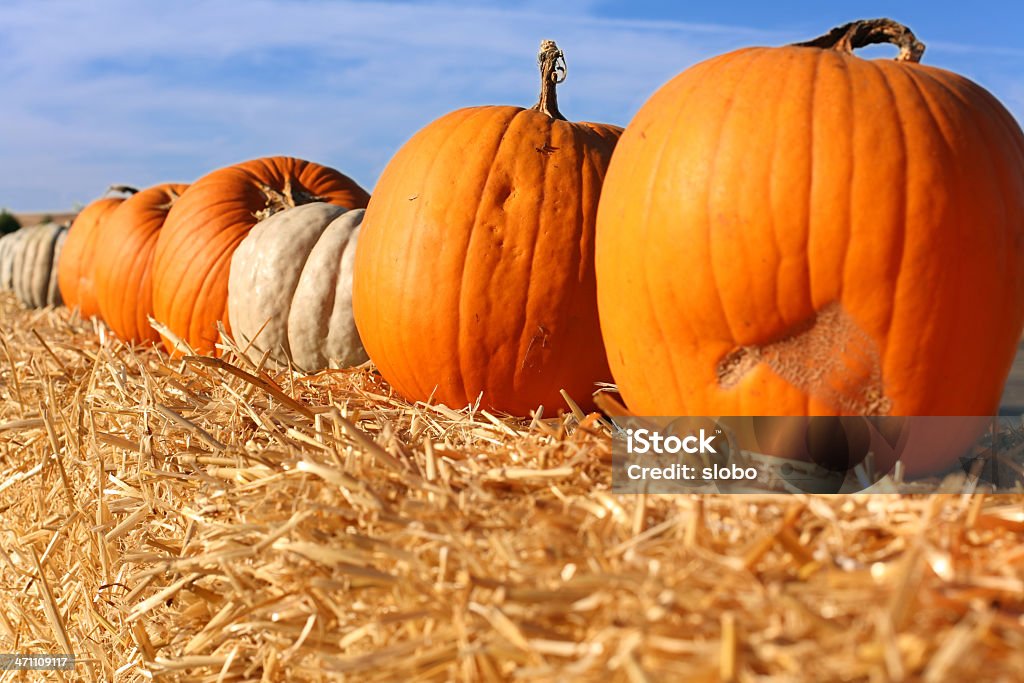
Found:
[595,19,1024,472]
[3,222,68,308]
[352,41,622,416]
[227,203,368,371]
[151,157,370,355]
[0,229,19,290]
[93,183,189,344]
[57,185,137,318]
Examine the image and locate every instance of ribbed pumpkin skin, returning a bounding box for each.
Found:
[596,48,1024,423]
[228,203,368,372]
[94,183,189,345]
[58,197,125,318]
[0,223,67,308]
[0,230,19,289]
[151,157,370,354]
[353,106,621,416]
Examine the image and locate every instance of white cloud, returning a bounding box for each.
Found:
[0,1,1020,210]
[0,0,787,209]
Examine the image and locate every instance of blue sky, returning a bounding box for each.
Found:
[1,0,1021,210]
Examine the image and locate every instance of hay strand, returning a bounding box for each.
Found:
[1,292,1023,680]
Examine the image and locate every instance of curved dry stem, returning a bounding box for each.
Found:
[156,188,183,212]
[107,185,140,196]
[531,39,568,120]
[793,18,925,63]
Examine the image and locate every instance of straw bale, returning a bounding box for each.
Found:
[1,291,1023,681]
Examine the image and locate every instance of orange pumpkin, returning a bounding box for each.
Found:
[595,19,1024,471]
[93,183,189,344]
[151,157,369,355]
[353,41,622,416]
[58,186,137,318]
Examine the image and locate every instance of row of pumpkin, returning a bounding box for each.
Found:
[0,167,370,372]
[2,20,1024,449]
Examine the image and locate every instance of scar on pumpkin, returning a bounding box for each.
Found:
[520,325,551,371]
[716,302,891,415]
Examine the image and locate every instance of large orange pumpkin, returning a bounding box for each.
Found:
[93,183,189,344]
[595,19,1024,472]
[353,41,622,416]
[151,157,370,354]
[58,186,137,318]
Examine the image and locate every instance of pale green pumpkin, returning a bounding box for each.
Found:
[227,203,368,372]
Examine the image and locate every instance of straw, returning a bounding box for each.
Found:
[1,291,1023,681]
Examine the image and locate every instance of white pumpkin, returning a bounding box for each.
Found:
[227,203,368,372]
[0,229,24,291]
[8,223,68,308]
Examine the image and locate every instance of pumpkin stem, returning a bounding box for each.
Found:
[107,185,139,196]
[254,178,326,222]
[156,187,183,212]
[793,18,925,63]
[531,40,568,121]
